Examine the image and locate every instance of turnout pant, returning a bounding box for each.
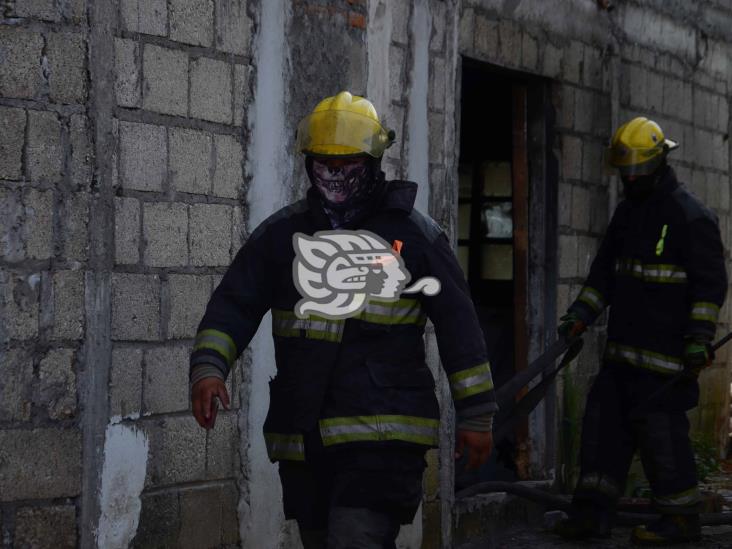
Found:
[574,362,701,515]
[278,439,426,549]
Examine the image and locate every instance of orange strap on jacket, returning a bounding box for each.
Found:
[392,240,403,255]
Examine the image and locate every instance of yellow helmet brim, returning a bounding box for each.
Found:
[296,110,394,158]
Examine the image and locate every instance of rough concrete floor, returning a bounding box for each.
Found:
[458,525,732,548]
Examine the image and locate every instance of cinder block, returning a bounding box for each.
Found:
[143,345,190,414]
[47,31,87,104]
[143,45,188,117]
[389,46,406,103]
[143,202,188,267]
[121,0,167,36]
[26,110,63,182]
[474,16,498,60]
[0,188,23,262]
[627,64,647,109]
[559,234,578,278]
[582,142,603,185]
[573,89,597,134]
[459,7,475,53]
[583,46,603,90]
[557,284,571,320]
[60,192,89,262]
[0,347,33,422]
[115,38,141,108]
[571,186,591,232]
[119,121,167,191]
[205,412,238,479]
[694,128,714,169]
[52,270,85,340]
[110,346,143,419]
[498,21,521,67]
[0,27,44,99]
[0,428,82,501]
[135,491,181,548]
[562,41,583,84]
[717,96,729,133]
[14,506,77,549]
[144,415,206,487]
[646,71,664,113]
[111,273,161,341]
[70,114,93,189]
[170,0,214,47]
[179,483,239,548]
[428,112,445,163]
[562,135,582,181]
[578,235,599,275]
[589,189,610,235]
[213,134,243,198]
[521,33,538,72]
[556,84,575,130]
[115,197,141,265]
[543,43,563,79]
[168,274,211,338]
[391,0,411,46]
[170,127,212,194]
[233,64,252,127]
[23,188,54,260]
[215,0,252,55]
[190,204,232,266]
[190,57,232,124]
[429,57,446,111]
[557,182,572,228]
[430,2,446,52]
[39,348,77,420]
[0,271,39,340]
[0,106,25,179]
[231,206,246,252]
[712,133,728,172]
[12,0,59,20]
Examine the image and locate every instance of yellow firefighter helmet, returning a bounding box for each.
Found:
[606,117,678,177]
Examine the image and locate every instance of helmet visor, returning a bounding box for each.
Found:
[297,110,394,158]
[604,144,665,177]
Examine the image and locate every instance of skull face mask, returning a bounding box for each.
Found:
[310,157,371,205]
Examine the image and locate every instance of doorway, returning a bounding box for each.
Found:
[456,59,558,486]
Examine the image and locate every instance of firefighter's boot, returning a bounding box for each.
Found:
[553,504,612,540]
[631,514,701,545]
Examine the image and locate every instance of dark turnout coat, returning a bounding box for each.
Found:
[190,178,497,462]
[570,167,728,376]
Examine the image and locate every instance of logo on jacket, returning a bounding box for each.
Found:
[292,230,441,319]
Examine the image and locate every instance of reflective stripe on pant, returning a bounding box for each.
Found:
[575,363,700,514]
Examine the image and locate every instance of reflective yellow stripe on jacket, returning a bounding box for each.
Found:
[448,362,494,401]
[355,297,426,326]
[690,301,720,323]
[615,258,687,284]
[605,342,683,374]
[319,415,439,446]
[272,310,345,342]
[264,433,305,461]
[193,329,238,367]
[577,286,605,313]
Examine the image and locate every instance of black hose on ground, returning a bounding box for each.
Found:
[456,482,732,526]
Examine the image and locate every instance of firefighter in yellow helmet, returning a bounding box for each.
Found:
[189,91,497,547]
[555,117,727,545]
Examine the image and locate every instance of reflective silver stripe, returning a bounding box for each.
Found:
[654,487,702,507]
[577,473,620,499]
[319,415,439,446]
[264,433,305,461]
[605,342,683,374]
[193,329,237,365]
[358,298,425,325]
[448,362,494,400]
[615,258,687,283]
[578,286,605,312]
[272,310,344,342]
[690,302,720,323]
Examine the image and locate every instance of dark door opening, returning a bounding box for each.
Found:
[456,59,558,487]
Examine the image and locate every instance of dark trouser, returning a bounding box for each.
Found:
[278,444,426,549]
[574,362,701,516]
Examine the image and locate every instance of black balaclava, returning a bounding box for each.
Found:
[306,156,385,228]
[622,160,668,200]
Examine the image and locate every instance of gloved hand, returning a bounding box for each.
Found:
[558,312,587,339]
[683,337,713,376]
[455,429,493,471]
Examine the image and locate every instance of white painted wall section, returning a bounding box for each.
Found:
[241,0,293,547]
[96,423,149,549]
[406,0,432,215]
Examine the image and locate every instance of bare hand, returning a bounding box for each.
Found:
[191,377,230,429]
[455,429,493,471]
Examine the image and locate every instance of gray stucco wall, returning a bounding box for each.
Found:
[1,1,731,548]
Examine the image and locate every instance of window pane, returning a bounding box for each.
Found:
[458,203,472,239]
[458,245,469,277]
[481,244,513,280]
[482,161,512,197]
[459,167,472,198]
[482,202,513,238]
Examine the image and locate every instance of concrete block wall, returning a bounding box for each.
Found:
[0,1,90,546]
